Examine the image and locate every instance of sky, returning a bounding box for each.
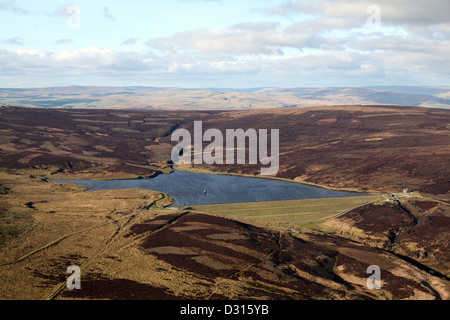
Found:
[0,0,449,88]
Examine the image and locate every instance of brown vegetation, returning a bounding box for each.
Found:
[318,197,450,278]
[0,105,449,300]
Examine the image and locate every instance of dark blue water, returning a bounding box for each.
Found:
[53,169,362,206]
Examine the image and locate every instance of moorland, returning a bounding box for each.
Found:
[0,103,449,300]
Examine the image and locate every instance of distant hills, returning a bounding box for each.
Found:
[1,86,449,110]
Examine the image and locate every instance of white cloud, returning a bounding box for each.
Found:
[0,47,161,72]
[121,37,140,45]
[146,22,316,55]
[52,4,75,17]
[0,0,28,14]
[3,36,23,45]
[1,42,445,85]
[266,0,450,26]
[55,38,73,45]
[0,0,448,87]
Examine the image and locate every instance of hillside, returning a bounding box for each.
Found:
[1,105,448,196]
[0,105,449,300]
[1,86,450,110]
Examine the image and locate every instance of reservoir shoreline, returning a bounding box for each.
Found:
[52,169,369,207]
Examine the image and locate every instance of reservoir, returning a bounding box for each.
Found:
[53,169,363,206]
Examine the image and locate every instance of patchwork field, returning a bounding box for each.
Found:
[187,195,381,225]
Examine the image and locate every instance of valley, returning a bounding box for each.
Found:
[0,104,449,300]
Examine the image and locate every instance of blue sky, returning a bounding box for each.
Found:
[1,0,449,88]
[1,1,273,51]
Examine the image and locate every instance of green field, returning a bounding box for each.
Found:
[187,195,380,225]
